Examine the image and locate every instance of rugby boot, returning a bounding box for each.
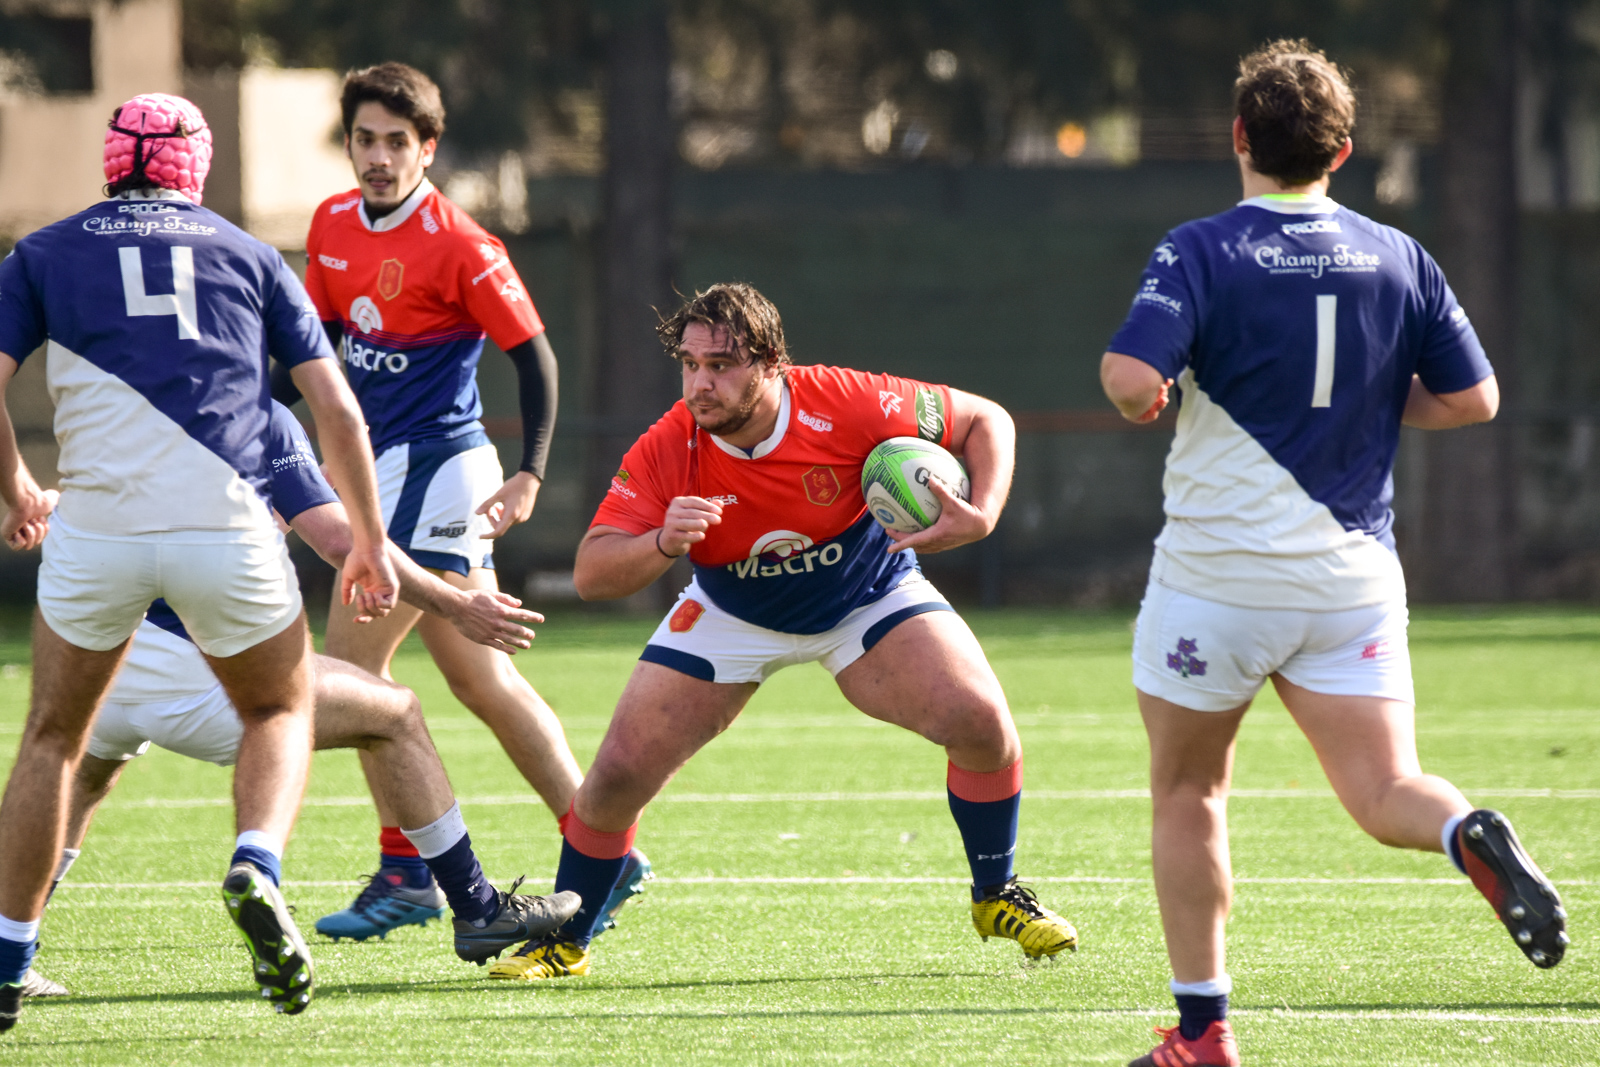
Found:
[971,877,1078,959]
[19,969,66,997]
[1129,1021,1240,1067]
[314,868,446,942]
[453,878,581,965]
[590,847,654,940]
[222,862,314,1015]
[1459,809,1568,968]
[486,934,589,981]
[0,982,18,1033]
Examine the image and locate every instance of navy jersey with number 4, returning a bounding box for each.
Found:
[1108,195,1494,610]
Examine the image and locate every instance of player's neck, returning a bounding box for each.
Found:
[364,178,426,221]
[713,379,785,451]
[1237,159,1332,201]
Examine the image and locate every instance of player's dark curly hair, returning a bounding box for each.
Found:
[1234,40,1355,185]
[656,283,791,369]
[341,62,446,143]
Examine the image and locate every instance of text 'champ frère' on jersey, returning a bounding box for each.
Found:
[592,365,954,634]
[1108,195,1495,611]
[304,179,544,454]
[0,190,333,535]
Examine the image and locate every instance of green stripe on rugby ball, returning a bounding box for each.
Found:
[861,437,971,534]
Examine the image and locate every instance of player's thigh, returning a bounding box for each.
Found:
[1137,688,1249,794]
[310,654,420,749]
[1132,579,1304,713]
[35,521,158,655]
[414,567,525,699]
[203,611,314,721]
[324,580,423,677]
[1272,676,1422,799]
[834,609,1015,753]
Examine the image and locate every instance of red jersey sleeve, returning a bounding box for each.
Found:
[302,206,335,323]
[453,232,544,351]
[805,365,954,453]
[590,407,694,534]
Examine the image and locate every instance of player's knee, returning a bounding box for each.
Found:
[933,693,1016,756]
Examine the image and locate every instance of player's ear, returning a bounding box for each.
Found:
[420,138,438,169]
[1328,138,1353,173]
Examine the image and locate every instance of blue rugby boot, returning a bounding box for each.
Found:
[314,868,446,942]
[590,847,654,940]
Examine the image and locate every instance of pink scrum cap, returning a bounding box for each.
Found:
[103,93,213,204]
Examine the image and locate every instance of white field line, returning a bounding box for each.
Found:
[110,787,1600,809]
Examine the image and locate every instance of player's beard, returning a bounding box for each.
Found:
[691,368,768,437]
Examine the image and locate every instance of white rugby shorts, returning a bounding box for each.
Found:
[1133,578,1414,711]
[640,574,955,684]
[37,517,302,657]
[376,433,502,576]
[88,684,242,766]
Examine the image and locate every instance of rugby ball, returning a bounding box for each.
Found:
[861,437,971,534]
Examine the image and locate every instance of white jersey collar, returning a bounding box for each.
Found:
[1239,193,1339,215]
[115,188,193,204]
[359,177,433,232]
[708,381,791,460]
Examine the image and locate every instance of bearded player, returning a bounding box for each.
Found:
[288,62,647,939]
[486,283,1076,981]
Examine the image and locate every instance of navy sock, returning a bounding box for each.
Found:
[422,834,498,925]
[552,839,628,946]
[1175,993,1228,1041]
[381,852,433,889]
[0,937,34,985]
[948,791,1021,901]
[231,844,281,887]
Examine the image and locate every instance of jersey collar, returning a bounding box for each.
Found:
[707,381,791,460]
[114,188,193,205]
[358,177,433,232]
[1238,193,1339,215]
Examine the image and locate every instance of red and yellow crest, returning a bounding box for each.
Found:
[669,598,706,633]
[802,465,840,506]
[376,258,405,301]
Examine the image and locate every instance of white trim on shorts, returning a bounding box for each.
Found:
[1132,576,1414,712]
[375,435,502,576]
[639,574,954,685]
[87,684,242,766]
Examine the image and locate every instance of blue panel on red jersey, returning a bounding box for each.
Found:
[265,401,339,523]
[1108,200,1492,543]
[693,512,918,634]
[338,333,488,454]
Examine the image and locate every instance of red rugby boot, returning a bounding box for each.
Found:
[1128,1020,1240,1067]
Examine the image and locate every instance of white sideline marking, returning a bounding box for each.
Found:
[1082,1007,1600,1026]
[110,787,1600,809]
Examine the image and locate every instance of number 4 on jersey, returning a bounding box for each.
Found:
[119,246,199,340]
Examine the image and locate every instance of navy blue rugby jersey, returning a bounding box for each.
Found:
[1108,194,1493,609]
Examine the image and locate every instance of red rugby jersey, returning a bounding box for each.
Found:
[304,179,544,452]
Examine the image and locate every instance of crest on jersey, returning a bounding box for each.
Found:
[802,466,840,506]
[749,530,813,559]
[349,296,383,334]
[377,258,405,301]
[879,390,902,418]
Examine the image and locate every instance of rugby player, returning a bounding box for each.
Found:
[1101,41,1566,1067]
[487,283,1078,981]
[19,402,578,985]
[284,61,644,941]
[0,93,397,1027]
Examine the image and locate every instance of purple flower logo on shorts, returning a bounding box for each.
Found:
[1166,637,1207,678]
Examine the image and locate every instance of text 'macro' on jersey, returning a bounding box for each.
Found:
[304,178,544,453]
[0,189,333,535]
[592,365,954,633]
[1108,194,1494,610]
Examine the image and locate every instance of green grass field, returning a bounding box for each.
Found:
[0,606,1597,1064]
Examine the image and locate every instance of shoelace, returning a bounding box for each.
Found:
[995,880,1047,918]
[510,933,560,959]
[347,871,396,914]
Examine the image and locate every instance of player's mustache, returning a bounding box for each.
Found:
[363,169,393,183]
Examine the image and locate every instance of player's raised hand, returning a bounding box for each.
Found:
[658,496,723,557]
[2,488,57,551]
[477,471,541,538]
[885,478,990,555]
[342,539,399,618]
[449,589,542,653]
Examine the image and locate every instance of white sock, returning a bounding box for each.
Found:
[402,802,468,860]
[1442,812,1469,874]
[54,848,81,884]
[1171,975,1233,997]
[0,913,39,945]
[235,830,283,859]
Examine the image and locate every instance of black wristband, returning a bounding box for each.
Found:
[656,529,679,559]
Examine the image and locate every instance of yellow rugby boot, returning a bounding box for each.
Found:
[486,934,589,981]
[971,878,1078,959]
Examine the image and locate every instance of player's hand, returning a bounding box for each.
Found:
[449,589,542,653]
[477,472,540,538]
[1136,379,1174,423]
[2,488,57,551]
[885,478,990,555]
[342,539,399,618]
[658,496,723,557]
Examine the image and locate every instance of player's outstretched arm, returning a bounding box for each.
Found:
[290,358,397,617]
[0,352,54,550]
[1402,373,1499,430]
[1101,352,1173,423]
[476,334,559,538]
[887,389,1014,556]
[289,502,539,653]
[574,497,724,600]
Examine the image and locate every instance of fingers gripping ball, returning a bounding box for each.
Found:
[861,437,971,534]
[103,93,212,204]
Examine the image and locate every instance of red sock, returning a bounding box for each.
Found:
[379,826,421,858]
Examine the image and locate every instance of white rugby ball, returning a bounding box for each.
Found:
[861,436,971,534]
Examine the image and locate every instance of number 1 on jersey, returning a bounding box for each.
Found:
[1312,294,1336,408]
[119,246,199,340]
